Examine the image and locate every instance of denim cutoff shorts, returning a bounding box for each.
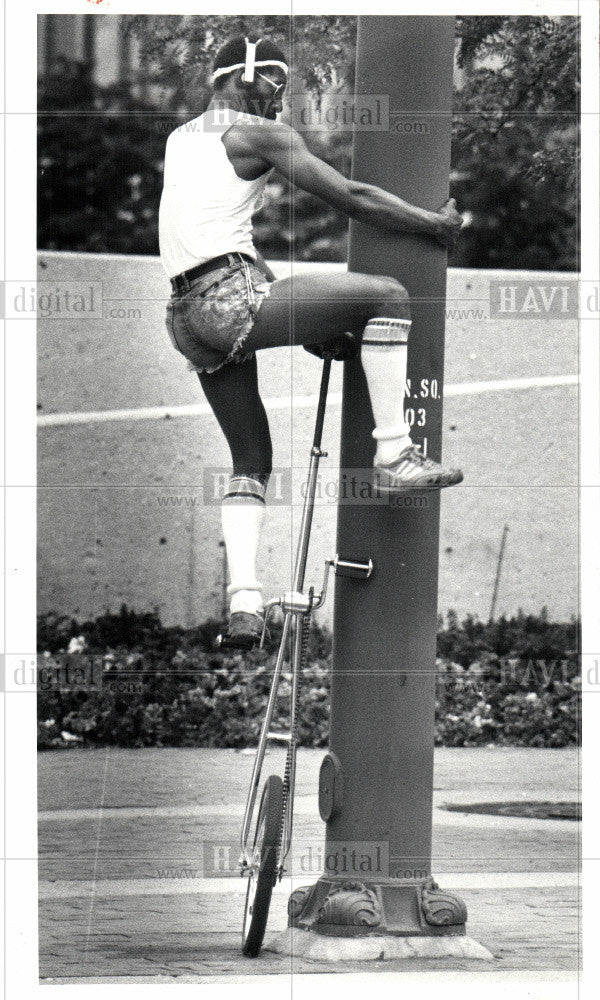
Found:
[165,255,272,375]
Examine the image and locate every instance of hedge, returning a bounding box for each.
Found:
[37,606,580,750]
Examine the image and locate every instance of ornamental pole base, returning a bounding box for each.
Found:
[265,927,494,963]
[289,875,468,936]
[263,875,492,961]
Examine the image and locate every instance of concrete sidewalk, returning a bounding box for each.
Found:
[38,747,580,983]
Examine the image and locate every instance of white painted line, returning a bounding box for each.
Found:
[38,803,247,821]
[38,401,226,427]
[37,374,578,428]
[38,799,579,832]
[38,871,579,900]
[445,373,578,396]
[38,796,314,821]
[430,806,579,832]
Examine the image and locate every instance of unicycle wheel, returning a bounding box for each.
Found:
[241,774,284,957]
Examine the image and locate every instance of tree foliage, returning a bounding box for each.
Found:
[453,15,579,269]
[38,15,579,268]
[38,62,168,253]
[125,14,356,108]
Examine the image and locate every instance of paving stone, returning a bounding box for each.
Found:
[37,747,581,981]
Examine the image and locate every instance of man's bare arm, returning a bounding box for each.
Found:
[239,119,462,245]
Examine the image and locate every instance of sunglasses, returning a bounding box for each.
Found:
[255,71,286,101]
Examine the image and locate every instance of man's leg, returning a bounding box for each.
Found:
[245,270,410,348]
[200,270,462,642]
[246,270,462,487]
[198,356,272,639]
[198,271,389,640]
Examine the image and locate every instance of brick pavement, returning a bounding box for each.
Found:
[39,884,579,980]
[38,747,581,982]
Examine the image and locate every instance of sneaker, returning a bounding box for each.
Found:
[217,610,267,651]
[374,445,463,495]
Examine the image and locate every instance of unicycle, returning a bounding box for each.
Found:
[239,333,373,957]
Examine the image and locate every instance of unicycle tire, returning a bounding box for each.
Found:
[241,774,284,957]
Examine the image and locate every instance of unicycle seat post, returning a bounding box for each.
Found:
[292,356,332,593]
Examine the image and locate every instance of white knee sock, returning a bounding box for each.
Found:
[361,316,413,465]
[221,475,266,616]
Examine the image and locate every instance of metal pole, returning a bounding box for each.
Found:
[489,524,509,622]
[288,15,469,939]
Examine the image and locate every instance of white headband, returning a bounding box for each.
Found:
[212,37,288,83]
[243,37,257,82]
[211,60,289,81]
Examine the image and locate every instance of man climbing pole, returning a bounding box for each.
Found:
[158,34,464,648]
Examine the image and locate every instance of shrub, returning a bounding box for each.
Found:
[37,607,580,749]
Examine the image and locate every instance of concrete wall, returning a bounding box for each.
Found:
[37,253,579,626]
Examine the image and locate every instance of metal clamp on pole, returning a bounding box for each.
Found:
[333,555,374,579]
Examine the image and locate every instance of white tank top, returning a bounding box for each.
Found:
[159,108,272,278]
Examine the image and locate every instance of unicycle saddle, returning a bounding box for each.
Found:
[303,330,359,362]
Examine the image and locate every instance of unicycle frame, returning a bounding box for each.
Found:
[239,356,334,877]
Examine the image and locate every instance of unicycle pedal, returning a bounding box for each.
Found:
[217,632,258,651]
[216,612,268,651]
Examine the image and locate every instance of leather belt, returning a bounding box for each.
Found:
[170,252,254,293]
